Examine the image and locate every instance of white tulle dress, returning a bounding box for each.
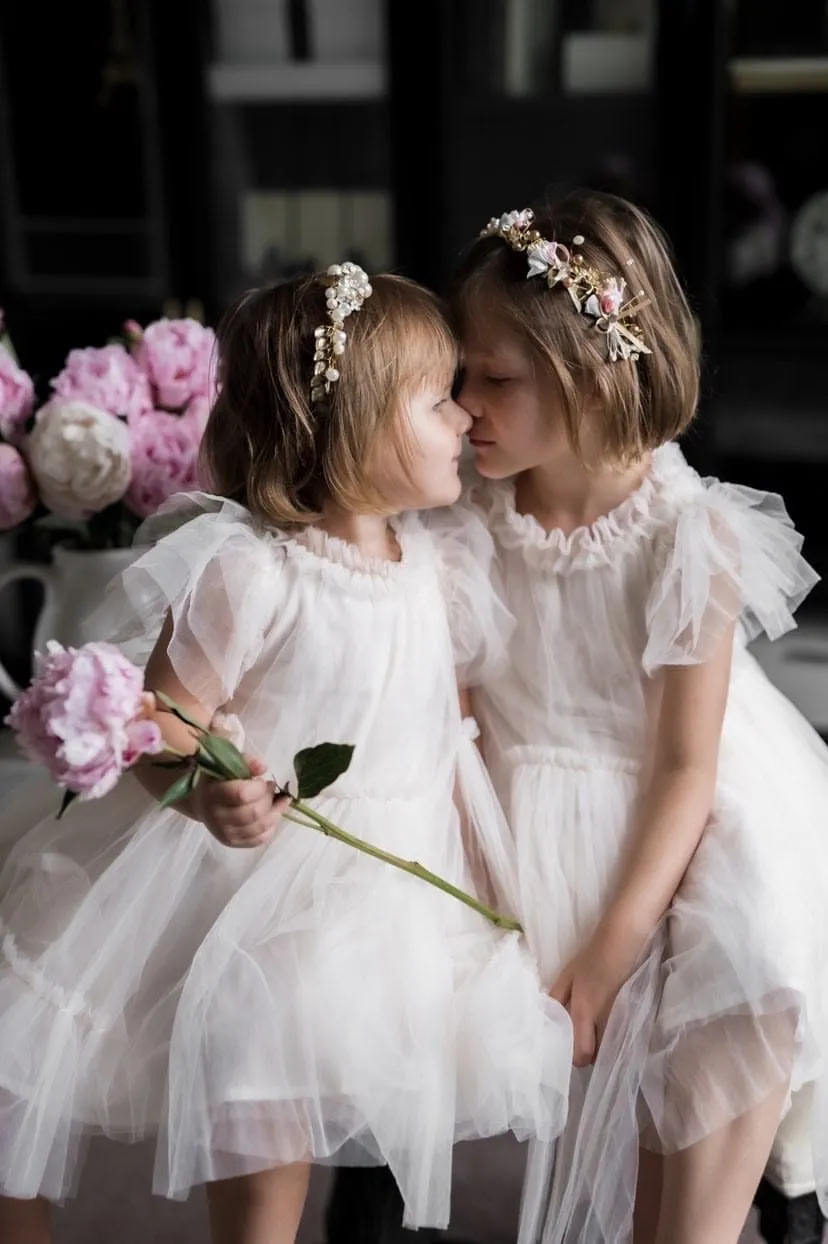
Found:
[456,443,828,1243]
[0,494,572,1228]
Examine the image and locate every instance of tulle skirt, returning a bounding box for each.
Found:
[506,655,828,1243]
[0,754,570,1229]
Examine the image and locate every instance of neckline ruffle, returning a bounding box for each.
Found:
[276,513,436,593]
[477,443,693,572]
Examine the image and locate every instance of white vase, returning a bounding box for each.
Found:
[0,546,139,702]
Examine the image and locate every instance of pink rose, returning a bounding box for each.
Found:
[0,343,35,443]
[6,640,163,799]
[125,410,200,518]
[137,318,217,410]
[0,442,37,530]
[52,344,152,424]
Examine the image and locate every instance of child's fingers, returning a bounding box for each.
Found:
[571,1010,597,1068]
[549,968,573,1008]
[244,754,268,777]
[224,806,283,847]
[209,777,273,808]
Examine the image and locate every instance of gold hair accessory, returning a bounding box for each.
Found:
[311,262,373,404]
[480,209,652,363]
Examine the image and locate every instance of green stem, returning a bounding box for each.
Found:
[163,745,191,760]
[283,801,523,933]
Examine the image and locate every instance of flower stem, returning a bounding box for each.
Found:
[283,801,523,933]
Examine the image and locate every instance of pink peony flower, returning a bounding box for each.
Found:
[182,393,213,437]
[52,344,152,423]
[6,641,163,799]
[125,410,200,519]
[0,343,35,443]
[0,442,37,530]
[137,318,217,410]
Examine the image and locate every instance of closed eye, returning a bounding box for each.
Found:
[486,376,512,386]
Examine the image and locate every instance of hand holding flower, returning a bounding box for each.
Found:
[191,754,288,849]
[7,643,522,932]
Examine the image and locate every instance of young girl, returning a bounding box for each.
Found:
[446,191,828,1244]
[0,266,572,1244]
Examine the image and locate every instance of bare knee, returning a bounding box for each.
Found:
[207,1163,311,1244]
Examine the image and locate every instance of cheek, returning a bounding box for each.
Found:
[414,419,454,461]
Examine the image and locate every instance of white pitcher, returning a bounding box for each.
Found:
[0,546,138,701]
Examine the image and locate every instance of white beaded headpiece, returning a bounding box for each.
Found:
[480,209,652,364]
[310,261,373,404]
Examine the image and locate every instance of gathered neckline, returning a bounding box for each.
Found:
[273,513,437,593]
[477,443,693,572]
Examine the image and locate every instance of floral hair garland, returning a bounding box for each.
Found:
[310,262,373,404]
[480,209,652,364]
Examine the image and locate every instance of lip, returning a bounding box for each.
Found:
[468,437,495,448]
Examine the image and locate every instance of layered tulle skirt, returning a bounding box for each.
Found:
[0,746,570,1228]
[502,654,828,1243]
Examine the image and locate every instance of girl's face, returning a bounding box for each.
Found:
[375,368,472,512]
[457,321,576,480]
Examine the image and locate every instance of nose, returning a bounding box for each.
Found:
[456,376,481,420]
[453,400,472,435]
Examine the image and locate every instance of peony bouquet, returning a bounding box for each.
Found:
[0,312,217,549]
[6,641,522,933]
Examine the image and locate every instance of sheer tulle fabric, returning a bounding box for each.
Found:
[463,444,828,1241]
[0,497,571,1228]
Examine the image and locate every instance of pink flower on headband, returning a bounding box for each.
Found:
[597,279,626,318]
[527,240,571,282]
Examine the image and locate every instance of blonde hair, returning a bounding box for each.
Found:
[451,189,700,467]
[201,273,457,525]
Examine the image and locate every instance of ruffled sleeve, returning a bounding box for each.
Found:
[642,480,819,674]
[94,491,286,708]
[420,501,515,686]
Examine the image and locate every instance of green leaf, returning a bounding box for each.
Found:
[194,747,227,778]
[198,733,251,780]
[56,788,79,819]
[154,692,207,733]
[158,768,197,809]
[294,742,355,800]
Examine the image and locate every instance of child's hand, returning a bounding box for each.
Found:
[550,927,643,1068]
[192,755,289,849]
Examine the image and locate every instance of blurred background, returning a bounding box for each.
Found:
[0,1,827,1240]
[1,0,824,723]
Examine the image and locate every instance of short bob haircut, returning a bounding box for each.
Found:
[450,188,700,468]
[201,272,457,525]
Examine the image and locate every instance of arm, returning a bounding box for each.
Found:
[455,681,496,903]
[135,613,286,847]
[553,621,734,1064]
[600,618,734,950]
[135,615,208,809]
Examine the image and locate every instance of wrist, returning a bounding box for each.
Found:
[596,900,657,958]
